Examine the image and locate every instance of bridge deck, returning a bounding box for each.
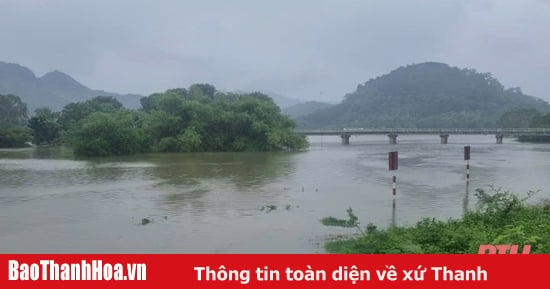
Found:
[297,128,550,136]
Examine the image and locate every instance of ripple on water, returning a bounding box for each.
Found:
[90,162,157,169]
[0,158,87,171]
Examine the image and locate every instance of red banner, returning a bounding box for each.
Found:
[1,254,547,288]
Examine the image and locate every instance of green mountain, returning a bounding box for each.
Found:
[298,62,550,128]
[283,101,333,118]
[0,61,143,112]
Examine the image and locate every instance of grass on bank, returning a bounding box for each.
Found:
[322,188,550,253]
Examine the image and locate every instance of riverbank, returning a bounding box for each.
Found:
[517,135,550,143]
[324,189,550,253]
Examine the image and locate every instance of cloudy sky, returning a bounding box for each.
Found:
[1,0,549,102]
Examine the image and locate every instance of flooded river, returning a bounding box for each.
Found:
[1,135,549,253]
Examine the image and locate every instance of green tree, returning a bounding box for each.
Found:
[140,86,307,153]
[59,96,124,130]
[69,111,151,157]
[140,90,186,113]
[140,93,163,113]
[143,110,183,142]
[28,108,61,145]
[0,94,28,125]
[0,125,31,148]
[498,108,540,128]
[530,112,550,128]
[177,127,202,152]
[88,96,123,110]
[0,94,31,147]
[189,83,216,98]
[66,84,308,156]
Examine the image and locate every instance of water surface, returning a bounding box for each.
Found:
[1,135,549,253]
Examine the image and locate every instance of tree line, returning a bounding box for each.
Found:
[0,84,308,155]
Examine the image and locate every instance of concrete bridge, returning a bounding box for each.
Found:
[296,128,550,144]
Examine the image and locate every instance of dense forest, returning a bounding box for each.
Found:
[298,62,550,128]
[0,84,308,155]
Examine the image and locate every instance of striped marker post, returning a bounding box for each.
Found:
[464,146,471,184]
[388,151,398,197]
[389,151,398,226]
[463,146,471,213]
[466,162,470,182]
[392,176,397,196]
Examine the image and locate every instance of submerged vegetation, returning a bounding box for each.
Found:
[0,84,308,155]
[322,188,550,253]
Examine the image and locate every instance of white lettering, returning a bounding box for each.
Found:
[8,260,18,280]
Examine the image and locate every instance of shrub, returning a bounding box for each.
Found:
[323,188,550,253]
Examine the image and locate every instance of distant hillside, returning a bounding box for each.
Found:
[0,61,142,112]
[257,91,305,109]
[283,101,333,118]
[298,62,550,128]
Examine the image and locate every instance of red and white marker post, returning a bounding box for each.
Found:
[388,151,398,197]
[463,146,471,213]
[464,146,471,184]
[388,151,398,226]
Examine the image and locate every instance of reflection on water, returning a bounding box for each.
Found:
[464,181,471,214]
[147,152,296,188]
[1,135,549,253]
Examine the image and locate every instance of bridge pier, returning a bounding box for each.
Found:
[388,133,398,144]
[440,134,449,144]
[496,133,504,144]
[340,134,351,145]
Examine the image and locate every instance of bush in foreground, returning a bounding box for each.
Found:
[322,188,550,253]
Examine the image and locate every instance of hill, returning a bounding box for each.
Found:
[260,91,305,109]
[231,89,305,109]
[298,62,550,128]
[0,61,142,112]
[283,101,333,118]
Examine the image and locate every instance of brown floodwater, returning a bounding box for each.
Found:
[1,135,549,253]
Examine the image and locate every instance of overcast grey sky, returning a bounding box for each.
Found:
[1,0,549,102]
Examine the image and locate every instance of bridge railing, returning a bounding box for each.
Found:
[296,128,550,135]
